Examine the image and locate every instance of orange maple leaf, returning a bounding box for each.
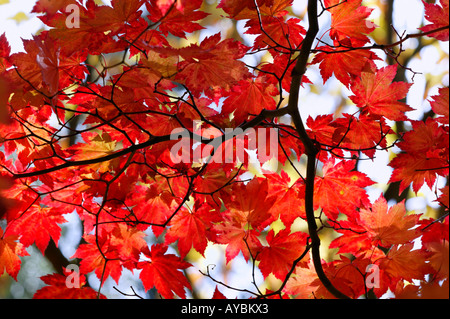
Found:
[283,260,318,299]
[359,195,421,247]
[378,243,429,283]
[325,0,377,46]
[110,223,147,264]
[69,132,121,172]
[0,228,29,280]
[426,240,449,279]
[417,280,449,299]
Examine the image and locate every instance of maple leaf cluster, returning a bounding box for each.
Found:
[0,0,448,299]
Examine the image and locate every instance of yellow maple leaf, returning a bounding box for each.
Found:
[70,132,121,172]
[8,12,29,24]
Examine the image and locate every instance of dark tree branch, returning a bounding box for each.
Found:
[284,0,350,299]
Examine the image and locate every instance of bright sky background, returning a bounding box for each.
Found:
[1,0,448,299]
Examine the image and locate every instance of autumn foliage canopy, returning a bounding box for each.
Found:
[0,0,448,299]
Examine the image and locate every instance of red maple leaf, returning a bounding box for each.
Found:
[245,17,306,51]
[192,164,236,196]
[209,178,277,263]
[221,77,279,124]
[306,114,339,151]
[257,228,308,280]
[333,113,393,158]
[212,216,263,263]
[430,87,449,125]
[212,286,227,299]
[153,0,203,14]
[266,170,306,228]
[0,33,11,73]
[33,270,106,299]
[174,33,252,95]
[314,158,375,220]
[222,1,299,51]
[307,113,393,158]
[72,232,123,285]
[312,255,372,299]
[226,178,277,231]
[436,186,449,212]
[349,62,413,121]
[260,53,312,92]
[329,214,374,256]
[9,32,87,95]
[312,46,380,87]
[0,0,448,301]
[41,0,144,55]
[145,0,208,39]
[0,76,9,124]
[164,203,220,258]
[125,183,176,237]
[426,240,449,279]
[218,0,288,19]
[138,244,192,299]
[32,0,78,15]
[5,204,67,254]
[389,117,449,193]
[419,0,449,41]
